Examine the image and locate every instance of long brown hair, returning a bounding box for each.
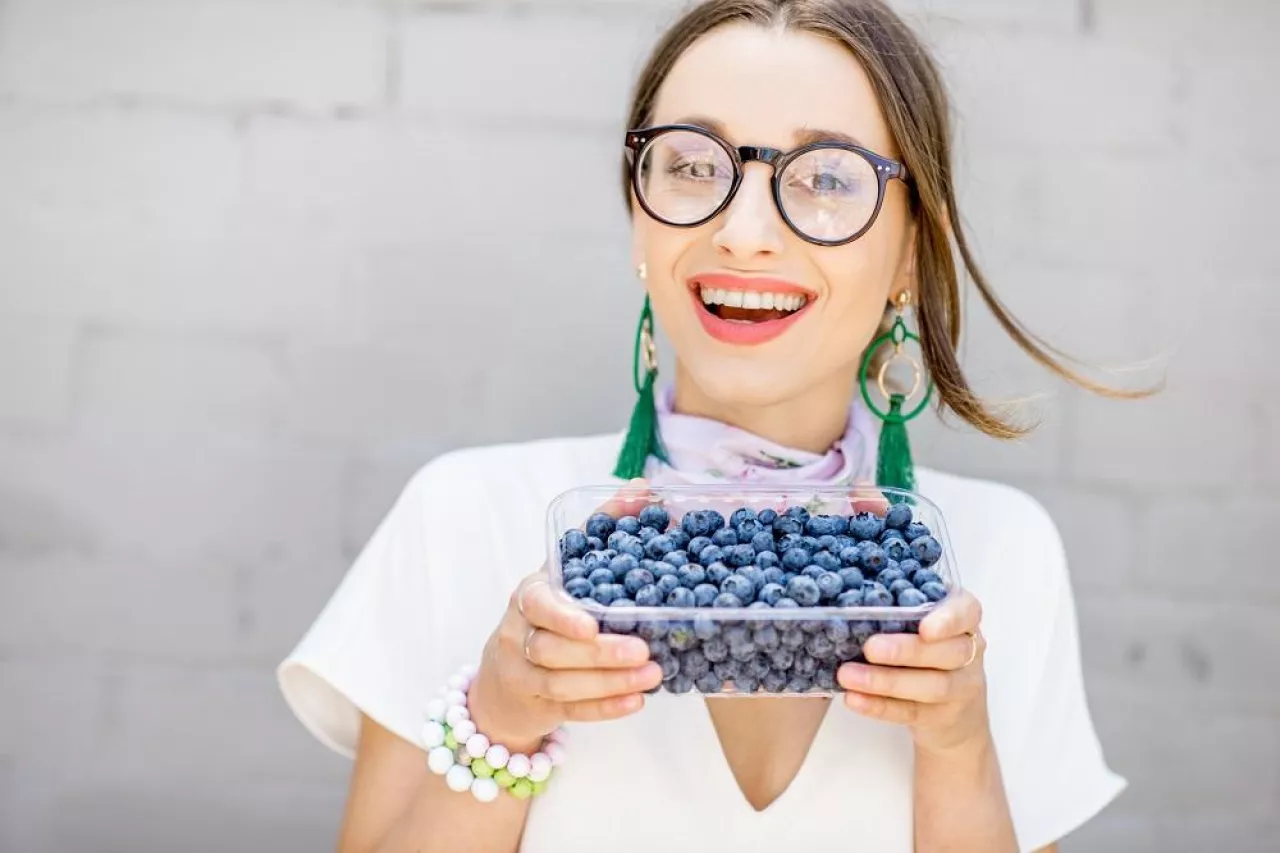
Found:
[622,0,1150,439]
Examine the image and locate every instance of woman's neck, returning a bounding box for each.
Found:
[671,363,856,454]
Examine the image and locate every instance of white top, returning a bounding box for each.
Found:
[278,432,1126,852]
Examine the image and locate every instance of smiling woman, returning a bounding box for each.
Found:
[276,2,1130,852]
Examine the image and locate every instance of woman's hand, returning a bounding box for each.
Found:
[466,484,663,753]
[837,589,989,756]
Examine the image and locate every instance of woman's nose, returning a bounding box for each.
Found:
[711,165,786,260]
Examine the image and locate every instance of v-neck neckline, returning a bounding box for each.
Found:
[693,695,837,817]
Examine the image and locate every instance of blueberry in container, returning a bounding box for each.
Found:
[547,484,961,697]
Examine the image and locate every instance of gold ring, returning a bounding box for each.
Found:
[876,349,923,402]
[962,631,979,668]
[523,627,539,664]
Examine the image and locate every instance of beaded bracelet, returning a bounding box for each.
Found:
[421,663,567,803]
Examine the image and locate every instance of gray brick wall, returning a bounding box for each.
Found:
[1,1,1275,851]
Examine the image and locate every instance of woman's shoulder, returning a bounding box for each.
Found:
[916,465,1060,546]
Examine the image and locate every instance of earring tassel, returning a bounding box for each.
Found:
[613,295,667,480]
[876,394,916,494]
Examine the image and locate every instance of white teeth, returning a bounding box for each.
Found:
[698,286,808,313]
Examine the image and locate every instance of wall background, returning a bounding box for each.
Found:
[1,1,1276,850]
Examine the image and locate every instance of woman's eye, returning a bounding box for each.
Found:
[799,172,850,193]
[671,159,720,179]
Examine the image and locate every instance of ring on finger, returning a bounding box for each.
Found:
[516,578,548,620]
[962,631,979,668]
[523,626,540,664]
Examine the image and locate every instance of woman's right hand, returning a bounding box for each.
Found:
[465,484,664,753]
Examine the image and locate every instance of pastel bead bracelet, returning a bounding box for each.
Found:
[422,663,566,803]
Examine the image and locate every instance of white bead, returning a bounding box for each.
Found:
[447,673,468,691]
[544,742,567,767]
[445,689,467,708]
[471,776,500,803]
[506,754,531,779]
[421,721,446,749]
[444,706,470,728]
[445,764,475,793]
[425,698,447,723]
[427,746,455,776]
[528,753,552,783]
[459,663,479,679]
[452,719,477,743]
[465,733,490,757]
[485,744,510,770]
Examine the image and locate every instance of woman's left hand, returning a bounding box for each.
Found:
[837,589,989,755]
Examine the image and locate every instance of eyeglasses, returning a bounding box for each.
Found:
[624,124,910,247]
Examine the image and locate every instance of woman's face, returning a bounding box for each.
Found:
[633,23,915,409]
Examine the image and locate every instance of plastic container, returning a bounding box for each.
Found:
[546,483,960,697]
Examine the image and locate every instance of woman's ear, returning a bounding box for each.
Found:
[891,219,919,303]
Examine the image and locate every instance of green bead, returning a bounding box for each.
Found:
[510,779,533,800]
[471,757,494,779]
[444,731,457,750]
[530,779,547,796]
[494,769,515,789]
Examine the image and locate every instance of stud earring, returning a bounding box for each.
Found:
[637,262,647,281]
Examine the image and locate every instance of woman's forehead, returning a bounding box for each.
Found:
[648,22,897,156]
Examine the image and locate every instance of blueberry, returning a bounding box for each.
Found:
[638,619,668,640]
[816,535,839,553]
[729,507,755,527]
[876,566,906,587]
[609,553,639,578]
[838,546,861,568]
[723,543,754,568]
[666,587,696,608]
[559,529,590,559]
[785,675,814,693]
[858,542,887,571]
[849,511,884,541]
[911,536,943,567]
[861,582,893,607]
[593,583,622,605]
[737,518,766,542]
[800,536,822,552]
[761,566,786,586]
[623,567,655,595]
[706,510,727,533]
[714,593,744,609]
[695,671,723,693]
[835,588,864,607]
[702,636,729,662]
[684,582,714,607]
[920,581,948,602]
[695,545,723,567]
[665,551,690,568]
[735,564,764,591]
[837,567,865,589]
[752,624,780,651]
[896,558,923,580]
[748,600,772,611]
[729,640,757,662]
[897,587,929,607]
[824,619,851,643]
[638,504,670,532]
[885,503,913,530]
[731,674,759,694]
[758,508,779,526]
[806,633,836,660]
[813,665,838,690]
[677,564,707,589]
[878,620,906,634]
[604,598,638,633]
[804,515,837,537]
[711,528,738,549]
[563,559,587,581]
[723,625,750,646]
[754,550,780,570]
[784,506,811,526]
[798,617,826,635]
[782,548,811,572]
[768,648,795,671]
[747,653,773,680]
[913,569,942,587]
[812,550,842,572]
[667,529,691,551]
[834,637,862,661]
[705,562,732,585]
[693,615,720,640]
[762,670,789,693]
[772,516,803,537]
[644,534,676,559]
[781,626,806,649]
[833,534,856,552]
[793,652,818,678]
[905,521,930,542]
[774,597,800,611]
[634,584,663,606]
[667,622,696,650]
[665,674,695,694]
[680,648,710,679]
[637,526,659,544]
[882,538,910,562]
[785,575,822,607]
[605,531,635,552]
[565,577,594,598]
[582,551,606,572]
[801,565,826,581]
[617,516,642,535]
[657,654,680,681]
[776,533,804,553]
[849,620,877,643]
[750,530,776,553]
[757,582,786,606]
[586,536,605,551]
[720,574,755,603]
[815,571,844,600]
[647,636,670,658]
[889,578,915,597]
[585,512,616,541]
[651,560,678,578]
[587,567,614,587]
[684,511,714,540]
[713,659,739,682]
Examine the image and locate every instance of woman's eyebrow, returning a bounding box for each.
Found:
[672,115,866,149]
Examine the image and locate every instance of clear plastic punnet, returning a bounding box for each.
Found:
[547,483,960,697]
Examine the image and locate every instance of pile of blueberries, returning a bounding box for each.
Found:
[556,502,949,695]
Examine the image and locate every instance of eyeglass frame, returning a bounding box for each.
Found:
[624,123,912,248]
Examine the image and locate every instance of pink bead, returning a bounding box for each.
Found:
[465,733,490,758]
[544,742,567,767]
[506,754,532,778]
[485,744,510,770]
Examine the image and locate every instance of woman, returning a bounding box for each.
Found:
[278,2,1128,851]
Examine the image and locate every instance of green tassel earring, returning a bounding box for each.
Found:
[613,284,668,480]
[859,293,933,495]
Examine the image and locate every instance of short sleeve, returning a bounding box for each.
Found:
[994,500,1128,852]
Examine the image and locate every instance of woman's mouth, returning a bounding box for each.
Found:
[687,273,815,346]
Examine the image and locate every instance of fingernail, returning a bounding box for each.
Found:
[621,640,649,663]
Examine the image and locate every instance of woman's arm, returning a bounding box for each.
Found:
[337,714,532,853]
[913,732,1017,853]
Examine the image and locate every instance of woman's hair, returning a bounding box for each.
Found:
[622,0,1149,439]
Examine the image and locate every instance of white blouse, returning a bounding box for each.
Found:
[278,432,1125,852]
